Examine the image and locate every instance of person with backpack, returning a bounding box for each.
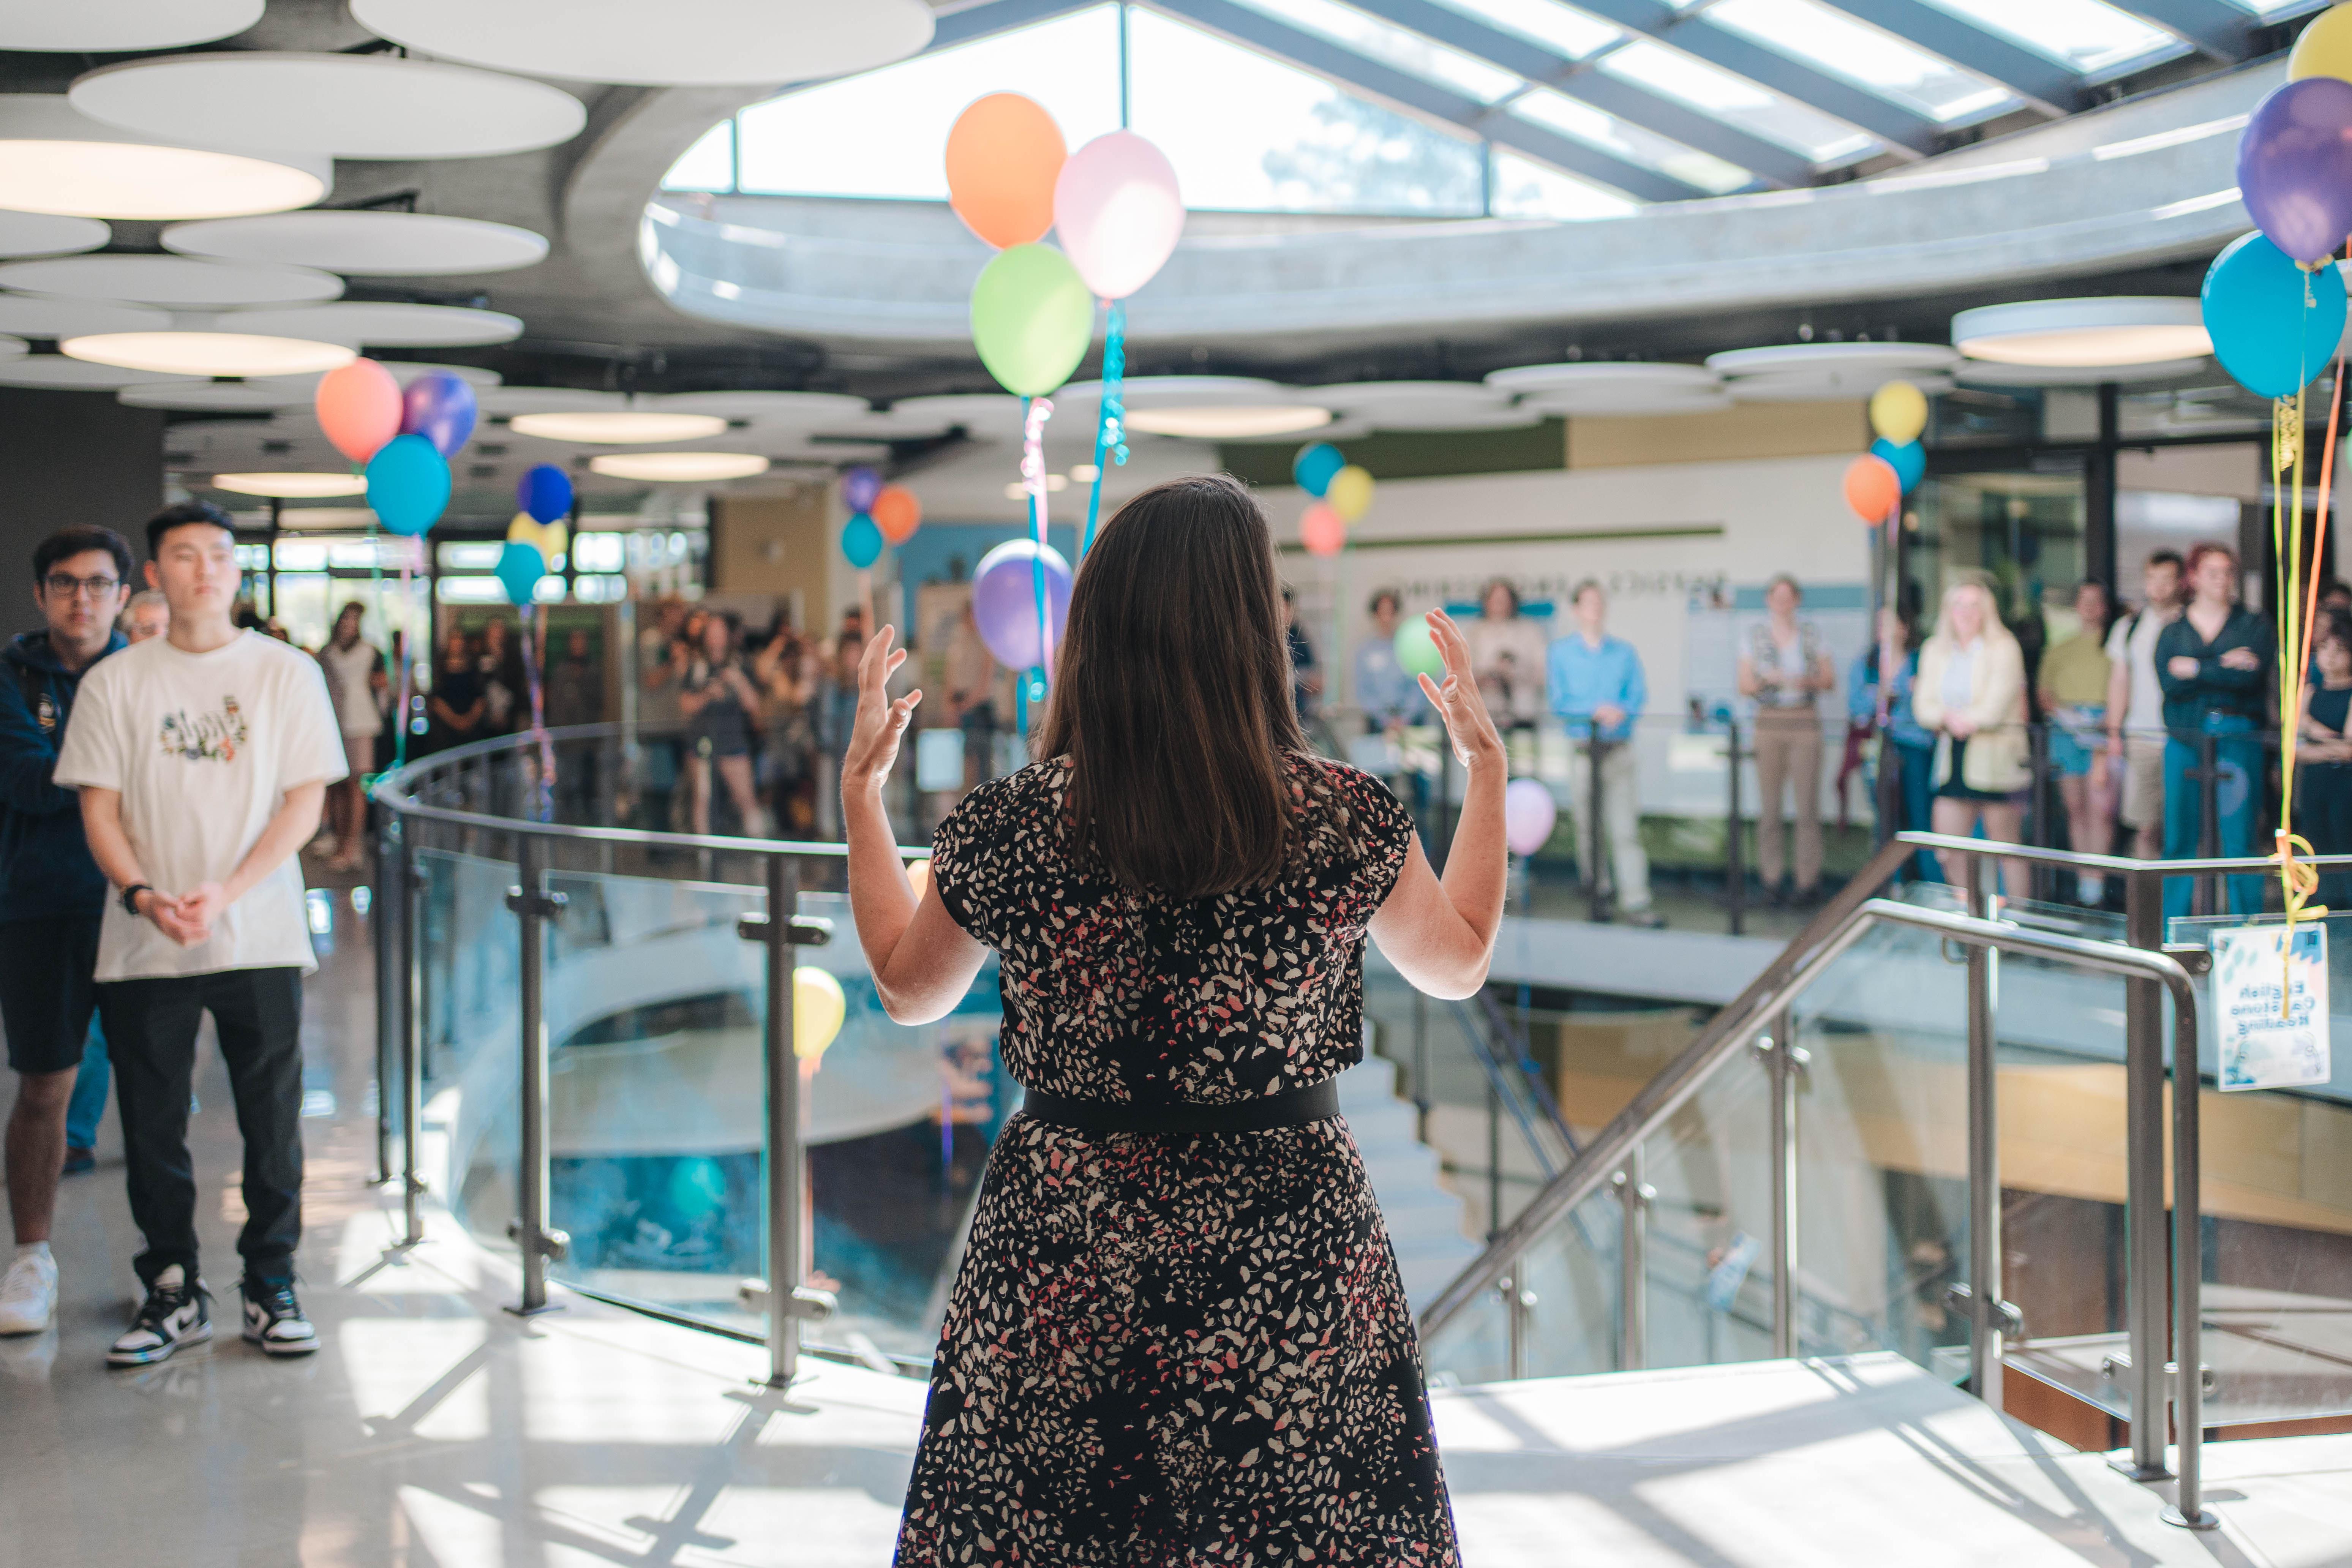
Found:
[0,525,133,1337]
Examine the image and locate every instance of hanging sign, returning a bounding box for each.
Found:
[2212,924,2332,1091]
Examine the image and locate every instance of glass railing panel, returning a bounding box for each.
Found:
[1518,1188,1627,1379]
[2157,910,2352,1427]
[1635,1043,1778,1371]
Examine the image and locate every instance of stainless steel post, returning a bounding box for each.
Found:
[1964,856,2003,1410]
[401,840,426,1250]
[505,836,567,1315]
[372,811,402,1186]
[2166,983,2216,1530]
[764,854,805,1386]
[1504,1255,1527,1381]
[1725,717,1745,935]
[1767,1011,1801,1360]
[2119,868,2172,1480]
[1588,736,1608,924]
[1615,1149,1648,1372]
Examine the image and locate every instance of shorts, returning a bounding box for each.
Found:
[1,912,102,1075]
[1935,738,2025,804]
[343,732,376,777]
[2121,735,2167,829]
[2047,706,2103,778]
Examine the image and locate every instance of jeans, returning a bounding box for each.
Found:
[98,967,306,1288]
[1887,739,1942,882]
[65,1017,108,1151]
[2162,717,2265,919]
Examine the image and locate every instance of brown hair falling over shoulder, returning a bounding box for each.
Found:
[1037,473,1306,899]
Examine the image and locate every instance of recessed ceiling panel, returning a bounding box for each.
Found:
[350,0,935,87]
[0,294,169,336]
[649,390,870,424]
[0,355,200,389]
[477,387,622,416]
[0,210,108,258]
[0,0,263,52]
[1954,357,2209,385]
[70,55,588,161]
[1485,362,1719,395]
[1306,381,1511,413]
[164,212,548,277]
[119,381,316,412]
[889,393,1030,435]
[0,254,341,306]
[267,361,502,393]
[1728,369,1956,400]
[1706,342,1960,376]
[227,302,524,347]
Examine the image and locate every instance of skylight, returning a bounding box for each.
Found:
[1512,87,1752,193]
[1229,0,1526,103]
[1425,0,1621,58]
[1919,0,2184,74]
[1705,0,2017,124]
[661,120,733,193]
[1598,39,1878,166]
[1490,148,1641,219]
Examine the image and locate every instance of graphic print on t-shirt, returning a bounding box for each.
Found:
[158,696,247,763]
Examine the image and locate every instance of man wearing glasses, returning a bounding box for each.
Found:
[0,525,132,1337]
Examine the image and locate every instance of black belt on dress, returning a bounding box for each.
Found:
[1019,1079,1340,1135]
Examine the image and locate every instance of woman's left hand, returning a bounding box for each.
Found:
[842,626,922,799]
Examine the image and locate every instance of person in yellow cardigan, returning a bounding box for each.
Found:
[1913,578,2034,900]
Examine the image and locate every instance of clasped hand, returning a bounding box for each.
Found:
[139,881,227,947]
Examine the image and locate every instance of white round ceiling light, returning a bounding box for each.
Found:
[226,302,524,348]
[0,294,169,338]
[1951,298,2210,368]
[0,254,341,307]
[513,410,729,444]
[164,211,548,277]
[0,355,200,389]
[0,210,109,259]
[0,1,263,52]
[119,381,317,412]
[350,0,934,86]
[0,97,328,221]
[589,451,771,481]
[1704,342,1959,377]
[209,472,371,499]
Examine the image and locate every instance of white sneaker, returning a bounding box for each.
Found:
[0,1251,57,1335]
[107,1265,210,1367]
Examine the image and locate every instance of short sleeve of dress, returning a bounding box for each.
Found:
[926,773,1014,946]
[1322,760,1415,911]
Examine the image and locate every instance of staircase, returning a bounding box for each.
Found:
[1339,1049,1484,1312]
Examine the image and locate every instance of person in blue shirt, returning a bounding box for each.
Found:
[1547,579,1659,926]
[1354,589,1417,734]
[1848,605,1940,882]
[2156,541,2274,918]
[0,524,132,1336]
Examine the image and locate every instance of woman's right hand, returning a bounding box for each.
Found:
[1416,610,1504,769]
[842,626,921,799]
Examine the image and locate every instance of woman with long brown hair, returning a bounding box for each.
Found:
[843,474,1505,1566]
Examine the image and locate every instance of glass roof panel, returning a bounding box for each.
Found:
[1425,0,1621,58]
[1489,148,1641,218]
[734,5,1121,199]
[1706,0,2017,123]
[1227,0,1527,102]
[1511,86,1752,193]
[2219,0,2325,12]
[660,121,733,192]
[1917,0,2183,74]
[1128,7,1485,213]
[1597,38,1878,165]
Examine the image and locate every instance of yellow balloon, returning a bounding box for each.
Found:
[1869,381,1928,445]
[506,512,568,570]
[2290,3,2352,81]
[1327,464,1375,523]
[795,966,846,1060]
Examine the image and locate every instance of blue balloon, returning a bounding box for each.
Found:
[399,370,477,457]
[494,540,546,606]
[1292,441,1345,497]
[2203,229,2348,399]
[517,462,572,526]
[1870,437,1926,494]
[840,512,884,569]
[365,433,450,537]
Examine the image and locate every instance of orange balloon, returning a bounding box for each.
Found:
[873,484,922,543]
[315,357,403,464]
[1843,454,1900,523]
[945,93,1066,249]
[1301,501,1345,557]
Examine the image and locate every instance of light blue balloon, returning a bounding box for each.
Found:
[2203,230,2347,399]
[365,433,451,537]
[1870,437,1925,494]
[494,540,545,606]
[1293,442,1345,497]
[841,512,884,569]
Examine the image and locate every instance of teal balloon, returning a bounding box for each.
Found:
[2202,230,2348,399]
[1292,442,1344,496]
[969,243,1095,398]
[365,432,450,537]
[1870,437,1925,493]
[494,540,545,606]
[1395,616,1445,681]
[841,512,884,569]
[665,1157,726,1219]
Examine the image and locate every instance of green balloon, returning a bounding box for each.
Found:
[1395,617,1445,680]
[970,243,1096,398]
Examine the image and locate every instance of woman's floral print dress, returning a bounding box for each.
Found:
[895,753,1459,1567]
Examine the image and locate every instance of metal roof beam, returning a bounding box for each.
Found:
[2104,0,2252,62]
[1145,0,1715,202]
[927,0,1107,49]
[1341,0,1824,187]
[1809,0,2079,114]
[1569,0,1941,158]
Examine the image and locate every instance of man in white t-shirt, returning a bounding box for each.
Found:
[2103,551,2184,859]
[54,502,347,1367]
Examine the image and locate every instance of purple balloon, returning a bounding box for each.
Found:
[399,370,479,458]
[842,465,883,512]
[971,539,1072,672]
[2240,77,2352,265]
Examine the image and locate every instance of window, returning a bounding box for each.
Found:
[1512,87,1751,194]
[661,120,733,193]
[1229,0,1525,101]
[1426,0,1620,58]
[1706,0,2017,123]
[1598,39,1877,165]
[1920,0,2183,74]
[1488,149,1641,219]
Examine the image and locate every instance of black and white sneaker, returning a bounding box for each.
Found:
[108,1266,211,1367]
[240,1279,318,1357]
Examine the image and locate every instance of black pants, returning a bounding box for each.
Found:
[98,967,305,1289]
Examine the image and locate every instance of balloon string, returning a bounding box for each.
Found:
[520,602,553,823]
[393,554,414,772]
[1082,300,1126,563]
[1022,395,1056,681]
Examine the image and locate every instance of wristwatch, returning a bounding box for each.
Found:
[121,882,152,917]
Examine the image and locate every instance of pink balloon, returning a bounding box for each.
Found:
[1504,778,1557,857]
[1301,501,1345,557]
[1052,130,1184,301]
[315,358,403,464]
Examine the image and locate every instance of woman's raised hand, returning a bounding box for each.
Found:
[842,625,921,799]
[1417,609,1505,769]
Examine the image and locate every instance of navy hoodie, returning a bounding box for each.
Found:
[0,628,125,924]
